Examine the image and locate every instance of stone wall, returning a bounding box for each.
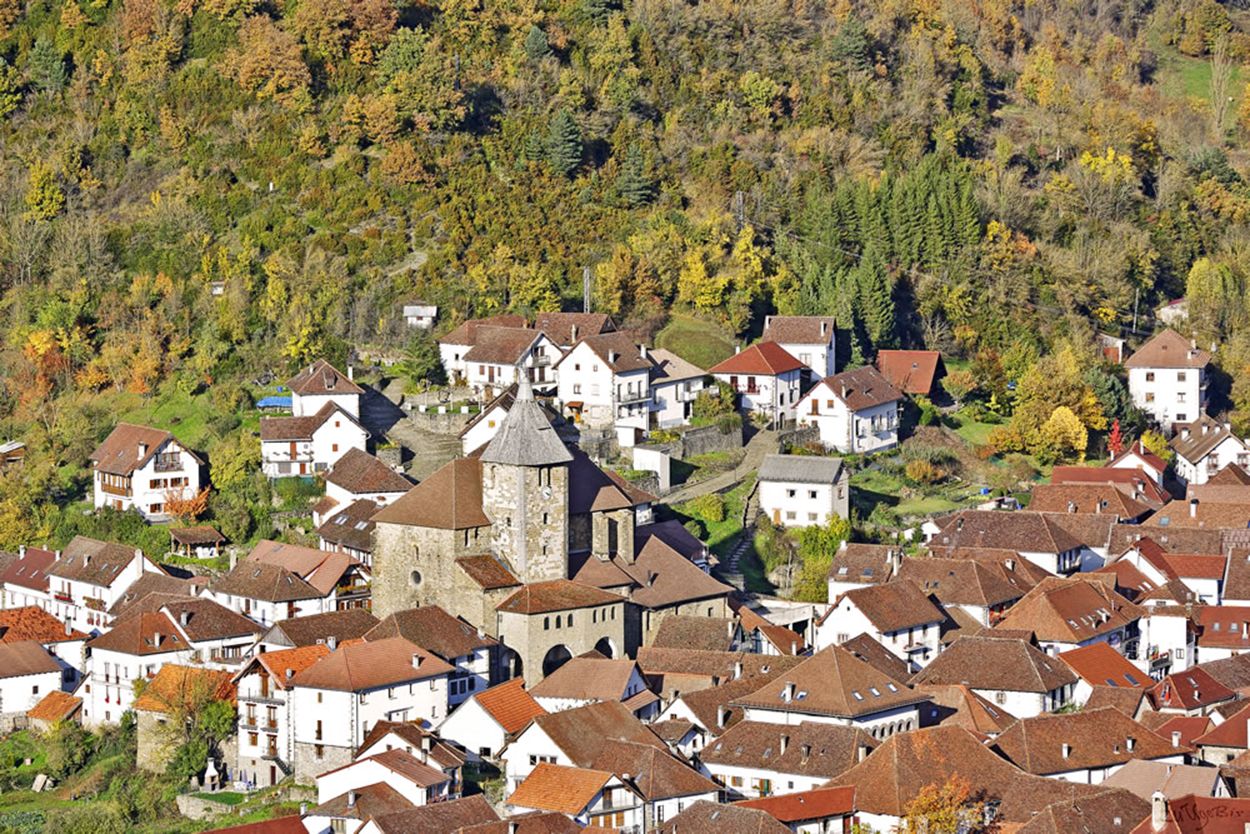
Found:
[482,461,569,584]
[293,741,352,786]
[500,599,627,683]
[778,424,821,450]
[372,522,491,618]
[677,423,744,458]
[136,710,173,773]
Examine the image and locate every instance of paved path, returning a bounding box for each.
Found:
[663,428,778,505]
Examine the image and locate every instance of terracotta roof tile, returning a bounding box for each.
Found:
[373,458,489,530]
[817,366,904,410]
[474,678,546,734]
[530,657,642,702]
[708,342,805,376]
[993,576,1143,644]
[27,690,82,722]
[1051,465,1168,506]
[90,423,201,476]
[837,579,946,632]
[367,795,501,834]
[1150,667,1237,711]
[293,636,453,691]
[307,781,413,823]
[733,645,920,719]
[133,664,235,712]
[760,315,835,346]
[87,612,190,656]
[441,314,529,346]
[457,811,582,834]
[1028,483,1154,519]
[365,605,497,660]
[169,525,224,545]
[285,359,363,396]
[161,598,262,642]
[1125,328,1210,369]
[316,498,377,554]
[357,720,466,770]
[527,701,665,766]
[1058,642,1150,689]
[913,683,1017,735]
[533,312,616,346]
[259,401,363,442]
[497,580,622,615]
[701,721,876,780]
[896,558,1023,608]
[589,738,718,800]
[734,786,856,823]
[650,616,739,652]
[325,448,413,495]
[265,608,379,647]
[657,801,791,834]
[456,554,521,590]
[462,326,545,365]
[198,817,308,834]
[507,763,612,815]
[554,331,652,373]
[992,707,1188,775]
[913,636,1077,693]
[875,349,944,395]
[0,606,86,644]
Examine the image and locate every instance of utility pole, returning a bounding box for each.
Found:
[1132,287,1140,334]
[734,190,745,231]
[583,265,592,313]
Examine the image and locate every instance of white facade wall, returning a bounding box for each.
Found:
[464,335,560,394]
[439,342,470,384]
[1176,434,1250,486]
[814,599,941,670]
[47,558,148,634]
[236,668,295,787]
[461,404,508,455]
[795,383,900,454]
[436,697,506,761]
[759,478,847,528]
[702,761,831,799]
[209,591,335,628]
[316,758,432,806]
[1043,753,1186,785]
[261,410,367,479]
[969,686,1071,719]
[651,376,707,428]
[742,703,922,740]
[81,645,193,727]
[446,648,493,709]
[1129,366,1205,429]
[0,669,62,716]
[291,675,449,760]
[774,340,835,381]
[557,345,652,431]
[714,370,803,424]
[93,439,202,521]
[325,481,407,513]
[502,724,571,793]
[293,392,360,420]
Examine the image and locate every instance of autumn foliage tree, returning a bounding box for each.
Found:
[903,774,985,833]
[163,487,210,523]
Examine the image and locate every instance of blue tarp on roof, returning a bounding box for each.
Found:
[257,395,292,409]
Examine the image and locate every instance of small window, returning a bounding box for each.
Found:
[410,570,423,588]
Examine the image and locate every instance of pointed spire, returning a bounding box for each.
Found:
[481,378,572,466]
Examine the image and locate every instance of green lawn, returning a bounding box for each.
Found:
[655,314,736,370]
[115,386,262,451]
[1154,43,1243,104]
[193,792,246,806]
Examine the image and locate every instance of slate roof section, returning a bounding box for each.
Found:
[316,498,378,554]
[496,580,621,615]
[732,645,922,719]
[368,794,499,834]
[1125,328,1211,369]
[473,678,547,734]
[364,605,497,661]
[757,454,844,485]
[372,458,491,530]
[700,720,876,781]
[650,616,739,652]
[820,366,904,410]
[708,342,805,376]
[912,636,1077,693]
[293,637,454,691]
[875,349,944,395]
[48,536,140,585]
[507,763,612,815]
[481,378,573,467]
[285,359,363,396]
[90,423,201,476]
[324,448,413,495]
[991,707,1187,775]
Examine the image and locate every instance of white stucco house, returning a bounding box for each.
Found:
[89,423,204,521]
[463,326,561,397]
[795,366,903,455]
[0,642,67,718]
[708,343,805,426]
[647,349,709,429]
[1125,329,1210,430]
[287,359,363,419]
[757,454,849,528]
[437,314,528,384]
[555,332,654,431]
[761,315,837,380]
[1169,417,1250,487]
[437,678,546,762]
[814,580,945,672]
[260,403,368,478]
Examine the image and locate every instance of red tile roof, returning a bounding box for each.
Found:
[133,664,235,713]
[875,350,944,395]
[734,786,856,822]
[250,644,332,690]
[708,342,804,376]
[373,458,489,530]
[474,678,547,734]
[1,547,55,591]
[293,637,453,691]
[1150,667,1236,711]
[199,816,308,834]
[497,580,622,615]
[1058,642,1150,689]
[27,690,81,723]
[1125,329,1211,369]
[507,763,612,815]
[0,606,86,644]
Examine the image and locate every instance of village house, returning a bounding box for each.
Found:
[1194,606,1250,663]
[464,326,562,396]
[0,606,88,689]
[287,359,364,418]
[991,707,1188,784]
[1149,667,1236,716]
[760,315,837,381]
[794,366,904,454]
[506,763,632,829]
[708,343,805,426]
[80,610,197,726]
[402,302,438,329]
[1109,538,1225,605]
[437,314,529,383]
[1169,416,1250,486]
[316,498,379,567]
[660,802,792,834]
[436,677,547,762]
[554,332,654,431]
[1192,702,1250,765]
[288,637,454,782]
[913,683,1018,737]
[1110,441,1171,488]
[0,641,67,718]
[365,605,503,708]
[648,349,709,429]
[894,557,1023,626]
[994,576,1144,656]
[317,448,413,526]
[1059,642,1151,705]
[698,720,875,800]
[259,402,369,478]
[233,643,330,788]
[1,547,55,614]
[44,536,153,633]
[1027,483,1156,522]
[134,664,235,773]
[874,349,946,398]
[826,543,900,600]
[313,748,453,812]
[912,636,1078,717]
[757,454,849,529]
[533,312,617,350]
[208,540,371,625]
[26,690,82,731]
[1051,463,1170,507]
[355,720,466,794]
[930,510,1093,574]
[256,608,379,652]
[169,525,226,560]
[733,786,860,833]
[458,383,565,455]
[1125,329,1210,430]
[89,423,203,521]
[529,656,658,719]
[732,646,926,740]
[815,580,946,670]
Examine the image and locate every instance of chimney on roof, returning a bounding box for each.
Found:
[180,610,190,627]
[64,621,71,636]
[1127,736,1136,752]
[327,635,337,651]
[782,681,796,702]
[1171,730,1181,747]
[821,321,828,337]
[733,660,743,680]
[508,823,519,834]
[18,545,23,558]
[800,743,811,761]
[1067,501,1076,514]
[1005,558,1015,571]
[138,442,147,459]
[716,706,729,729]
[83,554,91,566]
[1181,426,1191,441]
[608,350,618,364]
[887,549,902,573]
[421,734,432,753]
[285,668,294,680]
[1152,792,1167,832]
[347,365,354,382]
[1202,422,1209,436]
[780,733,789,755]
[1191,498,1199,519]
[570,324,578,343]
[299,802,307,816]
[1061,743,1071,759]
[640,344,648,360]
[347,791,357,808]
[412,653,423,669]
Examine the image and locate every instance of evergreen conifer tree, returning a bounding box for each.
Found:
[545,109,583,177]
[830,16,871,72]
[524,26,551,60]
[28,37,66,93]
[616,143,654,207]
[856,246,895,350]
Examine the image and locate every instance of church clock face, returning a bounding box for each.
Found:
[541,486,552,500]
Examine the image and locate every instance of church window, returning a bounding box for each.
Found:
[410,570,423,588]
[555,615,562,628]
[543,513,549,525]
[543,617,550,630]
[567,613,574,627]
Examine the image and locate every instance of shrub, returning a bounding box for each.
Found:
[687,492,725,523]
[904,458,945,484]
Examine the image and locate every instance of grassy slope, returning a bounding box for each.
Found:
[655,314,737,370]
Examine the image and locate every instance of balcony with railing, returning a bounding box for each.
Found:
[53,590,73,603]
[100,480,132,497]
[153,453,182,472]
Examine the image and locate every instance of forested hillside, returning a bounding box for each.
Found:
[1,0,1250,543]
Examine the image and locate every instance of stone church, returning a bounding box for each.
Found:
[372,379,732,681]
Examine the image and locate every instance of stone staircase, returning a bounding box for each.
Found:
[715,481,760,590]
